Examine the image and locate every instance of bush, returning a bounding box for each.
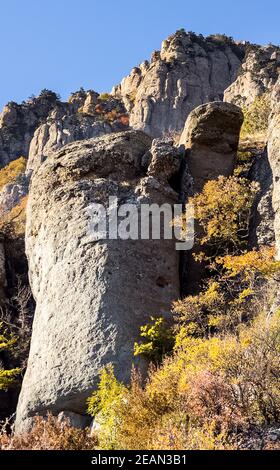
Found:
[0,195,28,238]
[173,247,280,337]
[0,323,20,391]
[134,317,174,362]
[0,414,96,450]
[98,93,111,101]
[241,94,271,140]
[0,157,26,192]
[91,311,280,450]
[189,175,259,252]
[87,365,126,449]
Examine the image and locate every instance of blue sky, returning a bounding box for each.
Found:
[0,0,279,110]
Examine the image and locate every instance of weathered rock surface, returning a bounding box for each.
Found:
[15,130,181,432]
[27,93,129,173]
[0,241,7,303]
[179,101,243,293]
[224,45,280,107]
[0,90,129,173]
[180,101,244,192]
[113,31,244,137]
[0,173,29,216]
[0,91,59,168]
[268,106,280,258]
[248,149,275,248]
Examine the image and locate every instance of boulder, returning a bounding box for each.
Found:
[179,101,244,192]
[15,130,181,432]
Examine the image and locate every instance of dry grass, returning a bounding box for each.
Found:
[0,414,97,450]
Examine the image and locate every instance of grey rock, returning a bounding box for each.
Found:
[0,173,29,216]
[57,411,91,429]
[224,44,280,107]
[0,92,59,168]
[180,101,244,192]
[27,95,129,173]
[15,131,181,432]
[268,106,280,258]
[248,149,275,248]
[113,31,244,137]
[0,241,7,303]
[179,102,243,294]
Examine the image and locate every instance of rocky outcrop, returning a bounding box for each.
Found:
[268,106,280,258]
[0,241,7,303]
[180,101,243,191]
[0,89,129,173]
[0,91,59,168]
[248,149,275,248]
[179,101,244,293]
[0,173,29,216]
[224,45,280,107]
[15,130,181,432]
[113,31,245,137]
[27,93,129,173]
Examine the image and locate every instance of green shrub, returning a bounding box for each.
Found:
[87,365,126,449]
[98,93,111,101]
[134,317,174,362]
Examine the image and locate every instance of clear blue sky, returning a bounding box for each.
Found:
[0,0,279,110]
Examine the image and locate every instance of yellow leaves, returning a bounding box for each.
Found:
[217,247,280,280]
[238,288,254,302]
[133,317,174,362]
[0,157,26,191]
[0,195,28,237]
[0,323,20,391]
[172,281,225,336]
[0,368,21,391]
[241,93,270,141]
[189,175,259,249]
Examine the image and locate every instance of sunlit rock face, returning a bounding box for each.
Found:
[113,31,244,137]
[15,130,181,432]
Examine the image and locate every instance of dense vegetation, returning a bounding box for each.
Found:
[84,170,280,449]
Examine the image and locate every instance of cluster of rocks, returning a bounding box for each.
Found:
[15,101,244,432]
[0,29,279,435]
[224,44,280,107]
[112,30,245,137]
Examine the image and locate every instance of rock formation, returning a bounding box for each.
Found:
[27,92,129,173]
[0,91,59,168]
[224,44,280,106]
[15,130,181,432]
[113,31,245,137]
[248,149,275,248]
[268,106,280,258]
[0,28,278,435]
[180,101,243,191]
[179,101,244,293]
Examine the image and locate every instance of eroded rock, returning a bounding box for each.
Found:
[113,31,244,137]
[180,101,244,192]
[15,131,181,432]
[268,106,280,258]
